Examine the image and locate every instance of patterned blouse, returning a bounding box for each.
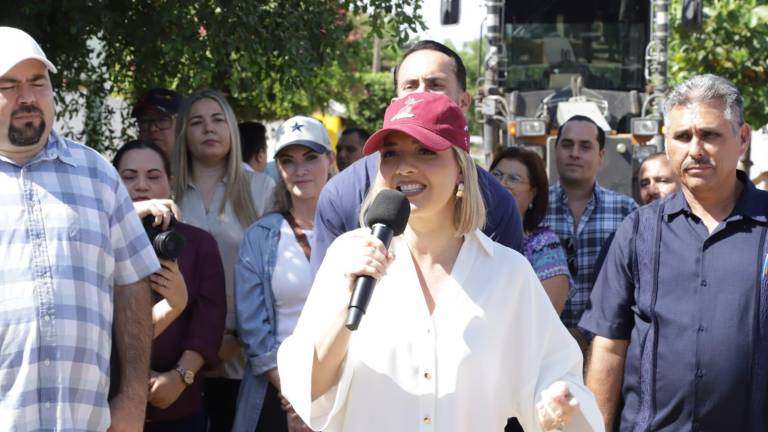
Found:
[523,226,574,286]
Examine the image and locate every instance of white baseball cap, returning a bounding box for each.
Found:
[0,27,57,76]
[274,116,332,156]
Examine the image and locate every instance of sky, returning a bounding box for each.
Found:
[416,0,485,49]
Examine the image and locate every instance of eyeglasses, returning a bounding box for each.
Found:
[561,236,578,276]
[490,170,528,187]
[137,116,173,133]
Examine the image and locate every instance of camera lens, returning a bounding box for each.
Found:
[142,215,186,260]
[152,230,186,260]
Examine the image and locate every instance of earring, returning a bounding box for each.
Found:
[528,202,534,210]
[456,182,465,198]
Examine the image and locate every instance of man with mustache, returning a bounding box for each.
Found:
[580,74,768,431]
[0,27,159,431]
[637,152,680,205]
[544,115,637,346]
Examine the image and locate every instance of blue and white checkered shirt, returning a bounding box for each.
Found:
[0,132,159,431]
[544,182,637,328]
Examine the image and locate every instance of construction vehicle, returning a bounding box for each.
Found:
[440,0,703,198]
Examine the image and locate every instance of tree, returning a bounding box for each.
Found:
[344,25,405,132]
[345,36,489,137]
[669,0,768,128]
[2,1,424,152]
[457,39,488,137]
[346,72,393,132]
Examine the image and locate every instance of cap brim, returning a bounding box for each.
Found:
[363,123,454,155]
[1,56,57,76]
[275,140,330,156]
[131,102,172,118]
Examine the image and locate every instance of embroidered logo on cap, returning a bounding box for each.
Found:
[391,96,423,121]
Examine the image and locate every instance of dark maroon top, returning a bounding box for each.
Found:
[146,222,226,422]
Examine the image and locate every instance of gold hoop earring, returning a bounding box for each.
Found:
[456,182,465,198]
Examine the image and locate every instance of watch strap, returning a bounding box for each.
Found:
[175,366,194,385]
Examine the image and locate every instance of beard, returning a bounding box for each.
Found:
[8,106,46,147]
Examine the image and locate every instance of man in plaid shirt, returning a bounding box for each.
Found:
[0,27,160,431]
[544,115,637,344]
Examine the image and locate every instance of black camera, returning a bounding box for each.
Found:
[142,215,186,260]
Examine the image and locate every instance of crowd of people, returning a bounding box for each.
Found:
[1,23,766,432]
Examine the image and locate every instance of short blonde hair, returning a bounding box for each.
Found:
[360,147,485,236]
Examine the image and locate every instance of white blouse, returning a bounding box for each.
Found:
[278,230,603,432]
[181,170,275,379]
[272,219,314,343]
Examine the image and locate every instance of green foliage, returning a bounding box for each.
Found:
[669,0,768,127]
[456,39,487,137]
[2,1,424,153]
[346,72,393,132]
[344,36,488,136]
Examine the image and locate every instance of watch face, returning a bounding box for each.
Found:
[177,368,194,384]
[182,370,194,384]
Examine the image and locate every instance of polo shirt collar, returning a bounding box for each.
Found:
[662,190,688,218]
[5,131,79,168]
[663,170,768,223]
[555,181,601,205]
[40,132,78,166]
[730,170,768,222]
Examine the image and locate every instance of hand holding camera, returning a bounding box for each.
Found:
[142,213,186,261]
[134,199,182,231]
[141,206,189,322]
[149,260,188,312]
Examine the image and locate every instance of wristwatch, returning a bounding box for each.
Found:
[175,366,195,385]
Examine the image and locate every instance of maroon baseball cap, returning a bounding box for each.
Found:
[363,92,469,155]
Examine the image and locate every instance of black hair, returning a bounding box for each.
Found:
[238,121,268,163]
[341,127,371,142]
[112,139,171,177]
[393,40,467,92]
[555,115,606,150]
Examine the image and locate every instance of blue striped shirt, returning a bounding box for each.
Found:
[544,182,637,328]
[0,132,159,431]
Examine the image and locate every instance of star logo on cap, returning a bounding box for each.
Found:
[391,96,423,121]
[290,122,304,132]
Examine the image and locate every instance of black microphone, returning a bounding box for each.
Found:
[345,189,410,331]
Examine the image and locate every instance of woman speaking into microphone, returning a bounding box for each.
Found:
[277,93,602,432]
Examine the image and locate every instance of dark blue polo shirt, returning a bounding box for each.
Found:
[580,171,768,431]
[310,153,524,273]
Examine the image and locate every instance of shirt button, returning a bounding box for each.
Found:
[423,416,432,425]
[44,358,50,366]
[423,371,432,380]
[43,315,51,322]
[696,369,704,378]
[44,401,51,408]
[700,280,708,287]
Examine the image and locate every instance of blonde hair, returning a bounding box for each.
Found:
[271,151,337,213]
[360,147,485,236]
[172,89,260,228]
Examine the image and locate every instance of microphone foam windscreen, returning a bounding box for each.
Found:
[364,189,411,236]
